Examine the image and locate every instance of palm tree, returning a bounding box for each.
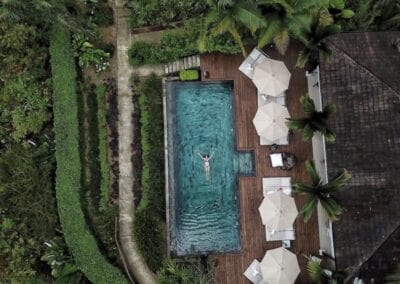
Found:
[286,94,336,142]
[295,10,341,71]
[293,160,351,222]
[256,0,323,54]
[306,256,348,284]
[199,0,266,56]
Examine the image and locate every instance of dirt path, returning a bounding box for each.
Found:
[113,1,157,283]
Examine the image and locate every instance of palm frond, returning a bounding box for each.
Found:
[321,127,336,142]
[305,160,322,187]
[307,258,323,283]
[273,28,289,55]
[300,197,318,222]
[302,124,314,141]
[321,169,351,194]
[257,14,282,48]
[293,182,314,194]
[198,30,208,52]
[296,48,310,68]
[211,15,233,35]
[228,26,247,57]
[300,95,316,114]
[234,0,266,33]
[285,118,307,130]
[319,196,342,221]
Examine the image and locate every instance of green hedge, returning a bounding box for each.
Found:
[137,74,165,213]
[133,74,166,271]
[128,20,240,66]
[96,84,111,210]
[49,23,128,284]
[179,69,199,81]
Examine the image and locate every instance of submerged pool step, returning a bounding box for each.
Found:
[164,55,201,75]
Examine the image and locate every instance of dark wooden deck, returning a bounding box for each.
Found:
[200,43,319,284]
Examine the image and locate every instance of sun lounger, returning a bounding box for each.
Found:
[243,259,264,284]
[238,48,269,79]
[266,227,295,241]
[262,177,292,197]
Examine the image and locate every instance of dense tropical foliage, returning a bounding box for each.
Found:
[127,0,208,28]
[294,160,351,222]
[286,95,336,142]
[306,256,348,284]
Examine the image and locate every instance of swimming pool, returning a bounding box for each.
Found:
[165,81,254,256]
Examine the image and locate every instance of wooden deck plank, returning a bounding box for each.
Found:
[200,43,319,284]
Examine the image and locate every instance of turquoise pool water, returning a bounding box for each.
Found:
[166,81,254,256]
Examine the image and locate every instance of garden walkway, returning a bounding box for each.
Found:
[113,0,157,283]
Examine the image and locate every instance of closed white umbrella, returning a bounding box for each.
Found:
[252,58,291,96]
[252,102,290,142]
[260,247,300,284]
[258,191,298,230]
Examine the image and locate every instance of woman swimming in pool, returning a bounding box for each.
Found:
[197,151,215,180]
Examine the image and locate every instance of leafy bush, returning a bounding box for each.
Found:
[49,23,128,284]
[133,207,165,271]
[157,259,213,284]
[128,20,240,66]
[137,74,165,213]
[127,0,208,28]
[0,144,58,282]
[0,19,52,144]
[72,33,110,72]
[89,2,114,27]
[179,69,199,81]
[96,84,111,210]
[133,74,166,272]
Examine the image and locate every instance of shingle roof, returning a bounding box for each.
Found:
[319,32,400,275]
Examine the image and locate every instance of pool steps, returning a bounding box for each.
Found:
[164,54,201,74]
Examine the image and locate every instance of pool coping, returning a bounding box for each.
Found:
[163,77,256,257]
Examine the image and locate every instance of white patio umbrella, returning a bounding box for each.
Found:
[252,102,290,142]
[252,58,291,96]
[258,191,298,230]
[260,247,300,284]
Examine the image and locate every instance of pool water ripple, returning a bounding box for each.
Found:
[167,81,253,256]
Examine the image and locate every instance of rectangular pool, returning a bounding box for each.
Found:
[165,81,253,256]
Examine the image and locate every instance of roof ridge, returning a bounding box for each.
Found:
[327,38,400,100]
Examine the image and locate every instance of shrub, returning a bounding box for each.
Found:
[91,3,114,27]
[137,74,165,213]
[179,69,199,81]
[128,41,157,65]
[128,20,240,66]
[96,84,111,210]
[49,23,128,284]
[133,74,166,272]
[127,0,208,28]
[133,207,165,271]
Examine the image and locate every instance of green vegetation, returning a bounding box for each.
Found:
[341,0,400,31]
[49,23,127,283]
[133,74,166,271]
[96,84,111,210]
[127,0,208,28]
[306,256,348,283]
[179,69,200,81]
[199,0,265,56]
[158,259,213,284]
[128,20,239,66]
[293,160,351,222]
[286,95,336,142]
[41,237,85,282]
[0,144,58,282]
[0,19,52,144]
